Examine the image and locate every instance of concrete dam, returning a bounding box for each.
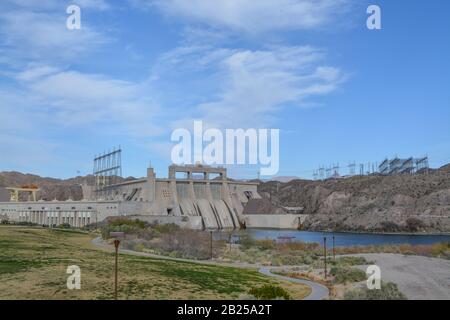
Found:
[177,182,239,229]
[0,164,302,230]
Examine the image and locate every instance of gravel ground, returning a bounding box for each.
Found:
[349,253,450,300]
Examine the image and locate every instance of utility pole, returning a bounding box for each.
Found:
[323,237,327,279]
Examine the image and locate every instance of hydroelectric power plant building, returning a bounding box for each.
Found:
[0,164,302,230]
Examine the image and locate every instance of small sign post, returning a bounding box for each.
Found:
[110,232,125,300]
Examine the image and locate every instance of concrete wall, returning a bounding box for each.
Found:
[0,201,121,227]
[243,214,304,229]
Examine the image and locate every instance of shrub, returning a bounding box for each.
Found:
[109,218,147,229]
[277,242,320,252]
[248,285,291,300]
[430,242,450,259]
[16,221,37,226]
[157,229,213,259]
[240,234,256,250]
[152,223,180,234]
[132,242,146,252]
[257,239,276,250]
[101,219,148,239]
[58,223,71,229]
[335,256,370,266]
[331,266,366,284]
[344,282,407,300]
[405,218,426,232]
[379,221,402,232]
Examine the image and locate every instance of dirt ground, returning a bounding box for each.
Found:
[349,253,450,300]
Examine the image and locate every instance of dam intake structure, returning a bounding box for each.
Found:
[89,164,259,230]
[168,165,245,230]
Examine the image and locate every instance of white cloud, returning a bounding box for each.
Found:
[72,0,110,10]
[153,45,346,128]
[0,65,172,173]
[30,71,138,104]
[140,0,350,33]
[0,7,109,66]
[4,0,110,10]
[15,65,60,81]
[1,66,165,139]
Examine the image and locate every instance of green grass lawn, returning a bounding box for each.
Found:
[0,226,310,300]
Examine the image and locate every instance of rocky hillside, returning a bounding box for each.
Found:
[0,172,134,201]
[258,164,450,233]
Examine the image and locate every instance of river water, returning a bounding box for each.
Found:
[230,229,450,247]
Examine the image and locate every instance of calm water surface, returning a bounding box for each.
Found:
[233,229,450,247]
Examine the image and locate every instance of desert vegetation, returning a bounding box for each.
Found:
[248,284,292,300]
[344,282,407,300]
[0,225,310,300]
[101,219,226,260]
[220,235,450,267]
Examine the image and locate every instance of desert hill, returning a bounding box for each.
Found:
[258,164,450,233]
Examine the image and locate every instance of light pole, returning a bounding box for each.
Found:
[332,235,336,262]
[323,237,327,279]
[210,231,213,260]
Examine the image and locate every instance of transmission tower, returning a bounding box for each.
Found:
[326,167,332,178]
[348,162,356,176]
[333,163,340,177]
[319,166,325,180]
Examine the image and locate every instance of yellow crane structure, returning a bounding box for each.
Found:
[6,185,40,202]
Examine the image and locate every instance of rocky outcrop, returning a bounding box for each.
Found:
[259,165,450,233]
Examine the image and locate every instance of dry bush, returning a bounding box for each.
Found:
[137,228,225,260]
[277,242,320,252]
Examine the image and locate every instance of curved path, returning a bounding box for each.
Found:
[259,267,329,300]
[91,237,329,300]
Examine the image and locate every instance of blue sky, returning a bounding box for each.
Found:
[0,0,449,179]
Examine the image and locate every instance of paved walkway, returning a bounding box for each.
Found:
[259,267,329,300]
[91,237,329,300]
